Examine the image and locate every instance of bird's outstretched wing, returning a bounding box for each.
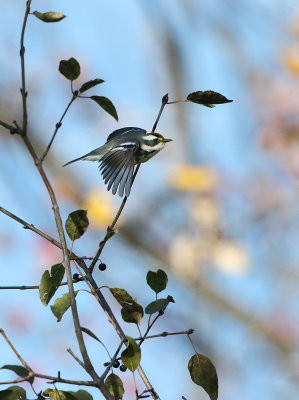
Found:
[99,144,137,197]
[106,127,146,142]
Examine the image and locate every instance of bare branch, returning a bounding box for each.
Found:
[35,373,96,386]
[0,205,89,273]
[0,376,33,385]
[20,0,32,136]
[0,329,33,372]
[40,94,78,162]
[67,348,87,371]
[0,119,19,134]
[0,279,83,291]
[0,374,95,387]
[0,204,61,244]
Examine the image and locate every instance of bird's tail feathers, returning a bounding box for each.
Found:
[63,155,86,167]
[63,146,106,167]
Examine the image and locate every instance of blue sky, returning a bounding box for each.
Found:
[1,1,299,400]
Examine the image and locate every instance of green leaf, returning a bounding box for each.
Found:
[104,373,124,400]
[80,327,101,343]
[145,298,170,315]
[65,210,89,241]
[50,291,78,322]
[67,390,93,400]
[186,90,233,108]
[121,303,144,324]
[90,96,118,121]
[121,337,141,372]
[79,79,105,94]
[0,386,26,400]
[146,269,168,294]
[0,389,17,400]
[59,58,80,81]
[109,288,135,307]
[44,389,77,400]
[188,354,218,400]
[1,365,34,384]
[32,11,66,23]
[39,263,65,306]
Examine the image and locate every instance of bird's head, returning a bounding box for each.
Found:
[140,132,172,152]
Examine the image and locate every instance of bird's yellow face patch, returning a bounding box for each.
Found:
[158,137,163,141]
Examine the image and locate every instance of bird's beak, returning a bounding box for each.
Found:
[163,138,173,143]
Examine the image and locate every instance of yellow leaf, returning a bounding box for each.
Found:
[83,189,117,229]
[169,164,218,193]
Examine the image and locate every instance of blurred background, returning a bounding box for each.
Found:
[1,1,299,399]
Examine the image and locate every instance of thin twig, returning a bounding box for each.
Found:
[0,206,89,275]
[0,376,33,385]
[40,94,78,162]
[152,93,168,133]
[67,348,87,371]
[134,329,194,341]
[101,338,126,381]
[35,374,96,387]
[20,0,32,136]
[0,329,33,372]
[0,278,83,290]
[0,119,19,134]
[138,313,162,347]
[0,374,95,387]
[88,93,169,274]
[71,259,94,292]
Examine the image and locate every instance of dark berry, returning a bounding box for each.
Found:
[113,360,120,368]
[72,273,79,280]
[103,362,109,367]
[120,364,127,372]
[99,263,107,271]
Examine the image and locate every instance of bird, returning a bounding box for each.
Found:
[63,127,172,197]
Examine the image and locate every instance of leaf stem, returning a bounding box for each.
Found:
[166,99,187,105]
[187,334,198,354]
[135,329,194,341]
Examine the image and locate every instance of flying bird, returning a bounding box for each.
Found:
[63,127,172,197]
